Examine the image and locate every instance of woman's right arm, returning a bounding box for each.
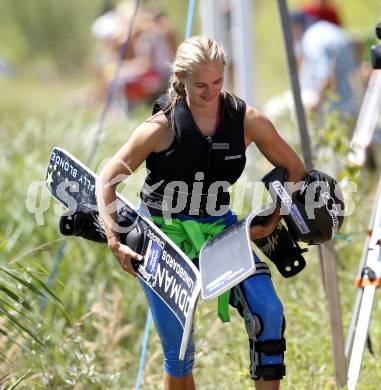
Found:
[96,113,171,276]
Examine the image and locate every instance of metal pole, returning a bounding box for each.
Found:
[276,0,312,170]
[276,0,347,387]
[348,70,381,166]
[321,241,348,388]
[345,175,381,389]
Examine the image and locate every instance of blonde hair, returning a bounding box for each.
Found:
[167,35,227,100]
[153,36,238,126]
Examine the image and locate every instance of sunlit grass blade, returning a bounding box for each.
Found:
[0,286,33,312]
[4,369,31,390]
[0,267,58,303]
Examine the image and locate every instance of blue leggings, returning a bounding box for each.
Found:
[139,252,284,378]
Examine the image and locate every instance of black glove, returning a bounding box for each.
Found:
[252,218,308,278]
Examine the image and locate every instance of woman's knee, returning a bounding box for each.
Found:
[241,273,284,337]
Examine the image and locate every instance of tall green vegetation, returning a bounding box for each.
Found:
[0,0,108,72]
[1,0,381,388]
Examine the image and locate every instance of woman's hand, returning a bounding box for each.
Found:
[250,223,274,241]
[108,237,144,277]
[250,207,282,241]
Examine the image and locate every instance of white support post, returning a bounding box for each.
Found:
[200,0,256,103]
[230,0,256,105]
[199,0,231,89]
[348,70,381,166]
[199,0,226,45]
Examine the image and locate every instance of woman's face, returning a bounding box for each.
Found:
[181,62,224,108]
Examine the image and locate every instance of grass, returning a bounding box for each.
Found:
[2,1,381,389]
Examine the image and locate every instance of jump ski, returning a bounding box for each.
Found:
[346,174,381,389]
[200,212,257,300]
[200,202,308,300]
[45,147,200,360]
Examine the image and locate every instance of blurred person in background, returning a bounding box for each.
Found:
[290,10,359,120]
[91,1,176,108]
[263,8,359,128]
[300,0,342,26]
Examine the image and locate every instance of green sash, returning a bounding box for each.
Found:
[152,215,232,322]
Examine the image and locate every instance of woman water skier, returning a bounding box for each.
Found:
[97,36,307,390]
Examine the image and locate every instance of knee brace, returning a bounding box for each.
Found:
[231,264,287,381]
[250,334,286,381]
[230,283,262,339]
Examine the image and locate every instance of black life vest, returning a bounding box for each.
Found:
[140,93,247,217]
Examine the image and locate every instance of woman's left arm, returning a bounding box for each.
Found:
[244,105,307,239]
